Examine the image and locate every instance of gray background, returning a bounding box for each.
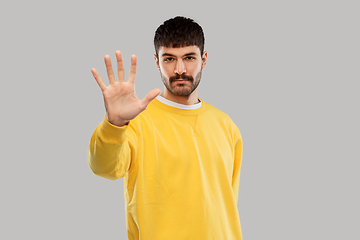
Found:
[1,0,359,239]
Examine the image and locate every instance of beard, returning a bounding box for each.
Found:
[161,71,202,96]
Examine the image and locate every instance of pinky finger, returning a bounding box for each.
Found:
[91,68,107,91]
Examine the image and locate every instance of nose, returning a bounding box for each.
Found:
[174,59,186,75]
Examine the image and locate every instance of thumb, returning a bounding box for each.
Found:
[140,88,161,109]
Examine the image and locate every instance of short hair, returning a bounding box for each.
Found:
[154,16,205,58]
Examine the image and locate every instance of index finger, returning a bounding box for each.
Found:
[128,54,137,83]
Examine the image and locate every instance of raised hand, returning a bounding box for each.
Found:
[91,51,161,126]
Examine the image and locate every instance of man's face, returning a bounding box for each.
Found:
[155,45,207,97]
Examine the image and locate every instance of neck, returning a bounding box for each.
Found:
[161,88,199,105]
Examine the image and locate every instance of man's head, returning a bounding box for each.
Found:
[154,16,207,100]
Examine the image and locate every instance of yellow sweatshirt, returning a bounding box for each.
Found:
[88,98,243,240]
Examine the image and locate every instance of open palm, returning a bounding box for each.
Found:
[91,51,161,126]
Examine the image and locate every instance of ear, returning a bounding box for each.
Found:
[154,54,160,71]
[201,51,207,69]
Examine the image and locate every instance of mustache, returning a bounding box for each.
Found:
[169,74,194,83]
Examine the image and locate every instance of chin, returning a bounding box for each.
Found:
[171,86,194,96]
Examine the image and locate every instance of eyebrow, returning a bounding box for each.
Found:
[161,52,197,58]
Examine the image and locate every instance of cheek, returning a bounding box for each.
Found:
[188,64,202,75]
[160,65,176,78]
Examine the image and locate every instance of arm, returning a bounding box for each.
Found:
[87,116,132,180]
[87,51,160,179]
[232,128,243,203]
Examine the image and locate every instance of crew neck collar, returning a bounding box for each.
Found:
[156,95,202,110]
[151,96,206,116]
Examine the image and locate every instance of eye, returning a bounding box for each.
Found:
[164,57,174,62]
[185,56,195,60]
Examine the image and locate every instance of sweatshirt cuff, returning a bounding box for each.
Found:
[99,114,128,143]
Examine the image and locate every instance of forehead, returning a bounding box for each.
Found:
[158,45,201,57]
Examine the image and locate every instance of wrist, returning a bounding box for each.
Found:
[106,114,129,127]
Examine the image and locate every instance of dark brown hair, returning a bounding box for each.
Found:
[154,16,205,58]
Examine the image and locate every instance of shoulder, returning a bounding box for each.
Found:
[203,101,234,123]
[203,100,241,141]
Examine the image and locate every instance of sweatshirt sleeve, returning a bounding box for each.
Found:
[232,127,243,203]
[87,115,134,180]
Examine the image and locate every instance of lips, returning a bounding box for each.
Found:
[174,79,189,83]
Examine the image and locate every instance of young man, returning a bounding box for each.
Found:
[88,16,243,240]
